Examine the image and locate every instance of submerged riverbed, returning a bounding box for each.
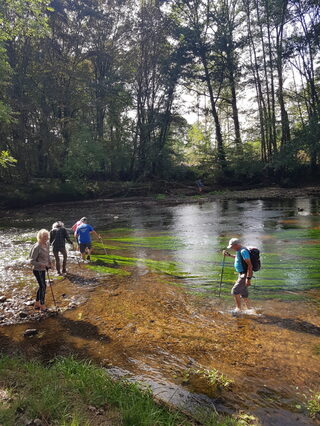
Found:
[0,197,319,425]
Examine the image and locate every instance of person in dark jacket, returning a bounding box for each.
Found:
[50,221,73,275]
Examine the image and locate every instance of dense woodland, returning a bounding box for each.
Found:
[0,0,319,191]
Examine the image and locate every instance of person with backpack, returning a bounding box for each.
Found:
[50,221,74,275]
[223,238,255,312]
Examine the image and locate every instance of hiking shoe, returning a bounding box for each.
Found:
[87,255,90,260]
[62,270,66,274]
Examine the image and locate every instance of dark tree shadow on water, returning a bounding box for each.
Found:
[57,316,111,342]
[0,316,112,364]
[252,314,320,336]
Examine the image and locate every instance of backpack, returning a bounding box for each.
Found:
[241,247,261,272]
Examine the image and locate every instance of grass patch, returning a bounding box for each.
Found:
[0,355,245,425]
[0,355,187,425]
[192,368,233,392]
[313,344,320,355]
[306,392,320,419]
[155,193,166,200]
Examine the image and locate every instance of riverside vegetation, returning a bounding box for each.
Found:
[0,355,252,426]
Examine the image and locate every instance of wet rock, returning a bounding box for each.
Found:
[0,296,6,303]
[19,311,28,318]
[23,329,38,337]
[88,406,104,415]
[25,419,43,426]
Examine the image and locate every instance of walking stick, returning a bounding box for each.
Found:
[218,253,226,298]
[99,236,108,256]
[46,268,58,311]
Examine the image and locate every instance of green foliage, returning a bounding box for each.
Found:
[306,392,320,419]
[0,0,50,41]
[62,129,105,179]
[313,344,320,356]
[0,355,188,425]
[0,150,16,168]
[192,368,234,391]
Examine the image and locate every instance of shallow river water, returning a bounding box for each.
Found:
[0,197,319,425]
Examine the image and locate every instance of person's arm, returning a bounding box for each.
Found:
[49,230,54,245]
[223,250,235,258]
[243,257,253,286]
[91,230,101,239]
[64,228,73,245]
[29,245,45,269]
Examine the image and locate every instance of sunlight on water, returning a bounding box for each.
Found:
[0,197,320,301]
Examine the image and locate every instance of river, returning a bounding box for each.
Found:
[0,197,319,425]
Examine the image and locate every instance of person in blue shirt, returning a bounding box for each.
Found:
[223,238,253,312]
[76,218,101,261]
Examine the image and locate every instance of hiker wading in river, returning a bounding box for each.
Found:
[29,229,52,312]
[50,221,73,275]
[76,218,101,261]
[223,238,253,312]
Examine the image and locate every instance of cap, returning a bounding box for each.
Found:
[81,217,87,222]
[227,238,240,249]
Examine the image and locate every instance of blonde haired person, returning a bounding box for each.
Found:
[29,229,52,311]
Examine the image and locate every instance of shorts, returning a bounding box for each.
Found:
[79,243,91,253]
[231,274,249,298]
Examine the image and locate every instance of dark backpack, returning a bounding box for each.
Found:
[241,247,261,272]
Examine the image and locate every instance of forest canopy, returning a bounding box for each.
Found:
[0,0,319,187]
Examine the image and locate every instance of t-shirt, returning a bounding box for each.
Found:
[76,224,94,244]
[72,220,83,233]
[234,248,250,273]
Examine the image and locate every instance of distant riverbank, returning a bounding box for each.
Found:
[0,178,319,209]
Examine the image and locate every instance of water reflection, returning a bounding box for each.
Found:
[1,198,320,299]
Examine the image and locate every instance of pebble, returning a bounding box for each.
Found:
[23,329,38,337]
[0,296,6,303]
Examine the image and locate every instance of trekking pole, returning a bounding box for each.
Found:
[46,268,58,311]
[99,236,108,256]
[218,253,226,298]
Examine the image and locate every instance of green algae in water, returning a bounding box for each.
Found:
[93,241,123,250]
[91,254,195,278]
[85,265,131,276]
[91,217,320,301]
[107,235,185,250]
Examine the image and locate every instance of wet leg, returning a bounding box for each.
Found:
[53,251,61,274]
[61,248,67,273]
[234,294,242,310]
[242,298,251,309]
